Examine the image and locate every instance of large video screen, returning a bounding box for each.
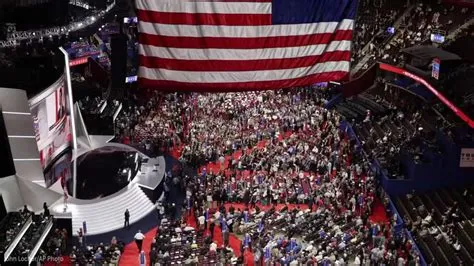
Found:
[29,73,72,169]
[44,151,72,188]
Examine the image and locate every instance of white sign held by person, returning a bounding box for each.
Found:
[460,148,474,167]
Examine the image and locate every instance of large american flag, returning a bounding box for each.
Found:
[136,0,357,91]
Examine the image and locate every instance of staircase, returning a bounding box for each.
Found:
[71,185,155,235]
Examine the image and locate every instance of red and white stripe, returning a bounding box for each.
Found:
[136,0,354,91]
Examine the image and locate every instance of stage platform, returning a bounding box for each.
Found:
[136,156,165,190]
[48,144,166,235]
[51,184,155,236]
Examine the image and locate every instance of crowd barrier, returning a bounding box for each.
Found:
[387,198,404,234]
[391,78,434,101]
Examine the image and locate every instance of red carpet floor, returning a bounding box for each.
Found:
[146,131,389,265]
[185,208,255,265]
[119,227,157,266]
[369,198,389,224]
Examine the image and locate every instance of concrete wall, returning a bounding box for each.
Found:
[0,175,24,212]
[16,177,61,213]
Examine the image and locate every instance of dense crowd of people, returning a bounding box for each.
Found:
[395,187,474,264]
[10,213,52,260]
[37,231,124,265]
[36,227,69,260]
[351,0,407,65]
[149,216,238,265]
[353,0,473,76]
[113,88,426,265]
[1,1,472,265]
[0,210,32,255]
[350,82,445,178]
[114,90,189,154]
[68,237,124,265]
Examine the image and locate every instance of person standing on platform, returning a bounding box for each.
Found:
[77,228,83,246]
[124,209,130,229]
[63,189,68,211]
[134,230,145,252]
[43,202,50,217]
[138,250,146,266]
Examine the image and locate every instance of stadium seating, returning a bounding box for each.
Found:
[152,219,222,265]
[353,1,474,77]
[10,215,53,262]
[394,185,474,265]
[0,212,32,260]
[335,82,445,179]
[352,0,407,65]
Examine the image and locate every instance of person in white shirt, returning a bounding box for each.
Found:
[134,230,145,252]
[210,242,218,252]
[353,255,361,265]
[198,215,205,230]
[453,240,461,251]
[156,202,165,216]
[397,256,405,266]
[422,214,432,225]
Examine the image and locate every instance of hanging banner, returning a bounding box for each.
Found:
[460,148,474,167]
[69,57,89,67]
[442,0,474,7]
[379,63,474,129]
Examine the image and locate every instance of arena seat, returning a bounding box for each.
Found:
[395,186,474,265]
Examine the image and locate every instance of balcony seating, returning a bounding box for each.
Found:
[438,236,462,266]
[0,212,32,256]
[10,215,52,261]
[416,238,436,265]
[395,186,474,265]
[421,235,450,266]
[461,221,474,241]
